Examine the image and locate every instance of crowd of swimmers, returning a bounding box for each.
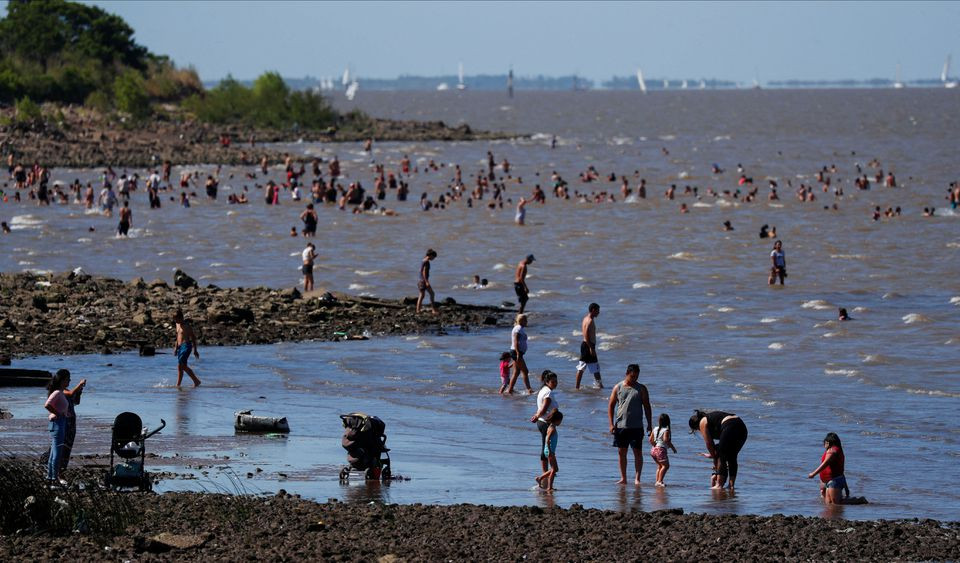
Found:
[4,145,960,243]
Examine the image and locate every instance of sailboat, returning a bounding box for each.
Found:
[942,55,957,88]
[457,62,466,90]
[681,79,688,90]
[636,69,647,94]
[699,79,706,90]
[436,82,450,91]
[341,67,351,89]
[893,64,905,89]
[345,80,359,101]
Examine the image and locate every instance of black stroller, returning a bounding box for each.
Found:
[105,412,165,491]
[338,412,391,482]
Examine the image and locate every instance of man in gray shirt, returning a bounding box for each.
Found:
[607,363,652,485]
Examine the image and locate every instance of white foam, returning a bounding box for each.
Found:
[348,283,368,291]
[822,332,838,338]
[946,242,960,249]
[35,280,51,287]
[768,342,784,350]
[801,300,831,310]
[825,369,858,376]
[77,237,92,243]
[678,171,690,179]
[760,317,778,323]
[716,306,734,313]
[17,260,32,266]
[354,270,379,276]
[210,262,227,267]
[902,313,930,325]
[692,202,713,208]
[632,282,653,289]
[667,252,698,261]
[9,215,43,230]
[830,254,864,259]
[949,297,960,306]
[492,263,509,271]
[713,135,732,141]
[545,350,578,362]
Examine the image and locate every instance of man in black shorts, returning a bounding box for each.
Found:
[607,364,652,484]
[513,254,535,313]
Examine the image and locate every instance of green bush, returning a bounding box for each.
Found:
[113,70,151,119]
[84,90,111,113]
[14,96,43,124]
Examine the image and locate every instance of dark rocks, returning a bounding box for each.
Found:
[442,297,457,305]
[0,272,509,358]
[173,269,198,289]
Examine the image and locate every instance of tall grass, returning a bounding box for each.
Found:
[0,450,137,536]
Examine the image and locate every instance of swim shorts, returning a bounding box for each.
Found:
[537,420,550,461]
[650,445,668,463]
[302,263,313,275]
[577,342,599,373]
[509,350,524,362]
[417,280,427,291]
[825,475,847,490]
[176,342,193,366]
[612,427,644,449]
[514,282,529,304]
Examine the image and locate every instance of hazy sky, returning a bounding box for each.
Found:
[25,1,960,82]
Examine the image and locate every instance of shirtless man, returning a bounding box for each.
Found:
[116,201,132,237]
[514,254,535,314]
[575,303,603,389]
[173,310,201,387]
[416,248,438,314]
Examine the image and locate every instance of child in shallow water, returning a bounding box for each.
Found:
[807,432,867,504]
[649,413,678,486]
[498,352,512,395]
[536,410,562,492]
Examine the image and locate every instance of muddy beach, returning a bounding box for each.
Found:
[1,492,957,561]
[0,271,510,359]
[0,105,512,169]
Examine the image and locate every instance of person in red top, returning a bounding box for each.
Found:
[807,432,849,504]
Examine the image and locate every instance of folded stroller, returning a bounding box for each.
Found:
[104,412,165,491]
[338,412,391,482]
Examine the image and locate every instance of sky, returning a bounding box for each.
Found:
[13,1,960,83]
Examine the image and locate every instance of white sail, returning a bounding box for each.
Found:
[699,79,706,90]
[893,64,905,88]
[345,80,358,100]
[457,62,466,90]
[681,79,688,89]
[436,82,450,91]
[941,55,957,87]
[662,79,668,89]
[342,67,350,88]
[636,69,647,94]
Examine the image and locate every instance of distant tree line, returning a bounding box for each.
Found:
[0,0,339,129]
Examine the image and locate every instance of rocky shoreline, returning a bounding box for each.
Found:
[1,492,957,561]
[0,105,514,168]
[0,271,510,359]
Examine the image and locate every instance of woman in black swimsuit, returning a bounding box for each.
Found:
[689,410,748,490]
[300,203,318,237]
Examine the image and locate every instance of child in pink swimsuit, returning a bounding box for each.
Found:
[498,352,512,394]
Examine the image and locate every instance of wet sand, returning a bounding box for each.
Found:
[1,491,957,561]
[0,271,509,358]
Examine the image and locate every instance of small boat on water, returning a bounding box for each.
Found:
[636,69,647,94]
[0,368,51,387]
[941,55,957,88]
[457,62,466,90]
[235,410,290,433]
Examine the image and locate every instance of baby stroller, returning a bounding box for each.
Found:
[105,412,166,492]
[338,412,391,482]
